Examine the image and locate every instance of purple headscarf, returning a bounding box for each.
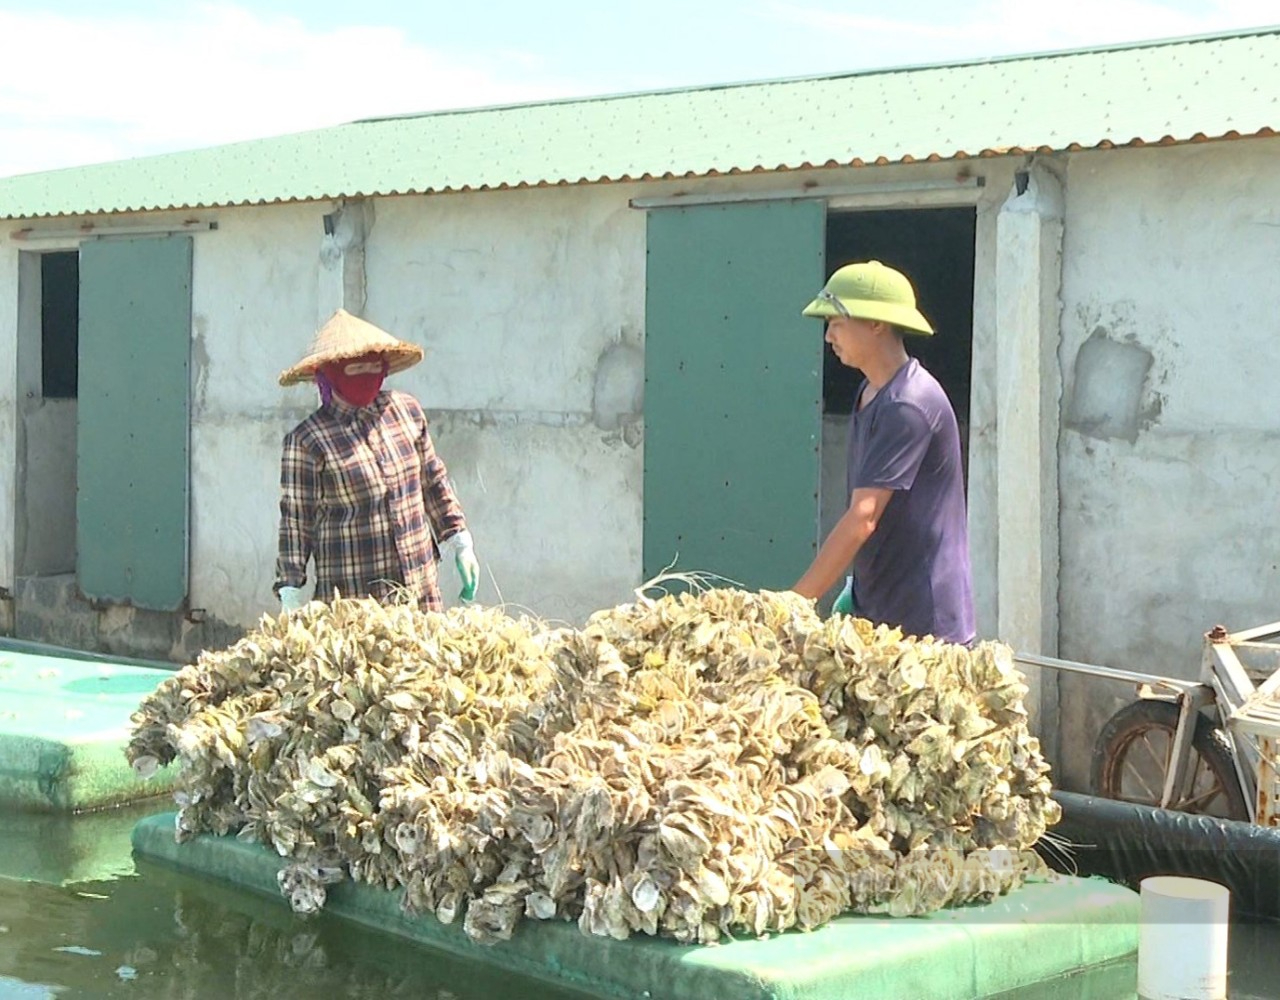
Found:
[315,369,335,407]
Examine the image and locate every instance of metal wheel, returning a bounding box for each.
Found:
[1090,698,1249,821]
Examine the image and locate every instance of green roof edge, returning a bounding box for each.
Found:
[352,23,1280,126]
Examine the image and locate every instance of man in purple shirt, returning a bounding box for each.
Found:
[791,261,975,645]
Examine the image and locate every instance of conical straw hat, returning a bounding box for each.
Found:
[278,309,424,386]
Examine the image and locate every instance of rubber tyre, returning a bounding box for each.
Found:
[1090,698,1250,822]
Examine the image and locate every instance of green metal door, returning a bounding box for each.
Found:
[77,235,192,611]
[643,200,824,591]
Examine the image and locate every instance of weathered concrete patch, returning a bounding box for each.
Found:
[15,399,76,577]
[12,573,243,664]
[591,341,643,434]
[1064,328,1154,443]
[191,314,212,416]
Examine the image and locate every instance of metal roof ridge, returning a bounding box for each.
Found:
[350,23,1280,126]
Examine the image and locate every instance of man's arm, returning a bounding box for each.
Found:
[792,487,893,599]
[794,399,933,601]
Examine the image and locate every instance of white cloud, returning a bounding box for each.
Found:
[766,0,1277,66]
[0,4,580,178]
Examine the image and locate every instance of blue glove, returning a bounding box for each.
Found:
[832,576,854,616]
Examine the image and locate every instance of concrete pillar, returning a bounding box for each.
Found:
[318,198,374,322]
[967,195,1001,641]
[994,160,1065,731]
[7,250,39,589]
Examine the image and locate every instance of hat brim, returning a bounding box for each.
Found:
[802,297,935,335]
[278,343,424,386]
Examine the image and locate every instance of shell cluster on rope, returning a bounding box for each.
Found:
[126,588,1061,945]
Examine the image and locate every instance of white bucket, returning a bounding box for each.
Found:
[1137,876,1230,1000]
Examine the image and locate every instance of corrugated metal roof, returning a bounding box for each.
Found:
[3,27,1279,221]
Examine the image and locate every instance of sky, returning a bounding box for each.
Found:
[0,0,1275,180]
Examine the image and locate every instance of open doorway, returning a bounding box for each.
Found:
[817,207,976,586]
[16,250,79,578]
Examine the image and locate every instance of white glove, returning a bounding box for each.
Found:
[279,586,306,613]
[440,529,479,602]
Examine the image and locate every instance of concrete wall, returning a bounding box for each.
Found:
[362,185,646,623]
[0,241,16,614]
[51,188,649,639]
[0,207,322,658]
[187,202,328,629]
[1054,138,1280,788]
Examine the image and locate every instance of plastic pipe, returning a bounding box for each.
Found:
[1049,790,1280,920]
[1137,876,1229,1000]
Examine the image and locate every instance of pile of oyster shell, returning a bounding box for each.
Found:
[127,589,1060,945]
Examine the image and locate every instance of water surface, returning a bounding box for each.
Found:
[1,808,1276,999]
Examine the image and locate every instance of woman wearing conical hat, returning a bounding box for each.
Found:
[273,309,479,613]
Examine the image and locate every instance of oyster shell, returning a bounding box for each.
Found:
[126,589,1060,945]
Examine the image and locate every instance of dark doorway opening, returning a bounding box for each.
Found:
[822,208,975,439]
[41,251,79,399]
[816,207,977,601]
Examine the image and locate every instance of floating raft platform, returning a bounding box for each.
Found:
[133,813,1139,1000]
[0,643,175,811]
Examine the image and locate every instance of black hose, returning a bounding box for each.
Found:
[1040,791,1280,919]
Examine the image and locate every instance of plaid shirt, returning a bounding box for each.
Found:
[274,389,466,610]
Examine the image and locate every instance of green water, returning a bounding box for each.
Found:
[0,807,591,1000]
[1,808,1277,1000]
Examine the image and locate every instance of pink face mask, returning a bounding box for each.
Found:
[320,353,387,407]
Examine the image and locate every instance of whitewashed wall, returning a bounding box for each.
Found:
[363,185,646,624]
[1054,138,1280,787]
[182,186,647,630]
[187,203,325,627]
[0,241,17,597]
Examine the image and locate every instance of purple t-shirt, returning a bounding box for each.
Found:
[846,359,975,644]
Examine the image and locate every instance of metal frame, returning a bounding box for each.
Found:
[9,220,216,243]
[1016,620,1280,825]
[1016,651,1219,815]
[1014,652,1204,693]
[1205,620,1280,824]
[628,176,984,211]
